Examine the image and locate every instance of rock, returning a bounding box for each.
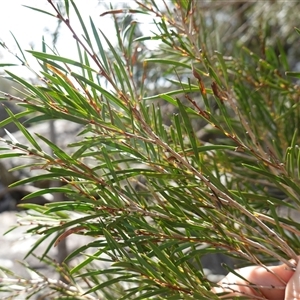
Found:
[201,253,234,277]
[0,119,83,184]
[0,120,83,210]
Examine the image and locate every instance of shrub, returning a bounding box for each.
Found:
[1,1,300,299]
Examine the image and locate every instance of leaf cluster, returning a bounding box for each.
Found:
[0,1,300,299]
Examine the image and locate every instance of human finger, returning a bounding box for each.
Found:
[285,261,300,300]
[212,264,294,299]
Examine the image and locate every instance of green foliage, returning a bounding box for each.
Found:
[1,1,300,299]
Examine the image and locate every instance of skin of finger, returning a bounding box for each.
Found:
[213,264,294,299]
[246,264,294,299]
[285,261,300,300]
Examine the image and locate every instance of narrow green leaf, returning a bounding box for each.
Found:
[101,146,118,184]
[286,71,300,78]
[215,51,228,85]
[70,0,92,48]
[9,174,60,188]
[0,109,29,129]
[70,72,128,112]
[70,249,104,274]
[145,58,191,69]
[23,5,56,17]
[100,30,134,98]
[27,51,96,72]
[176,98,199,164]
[64,0,70,17]
[179,0,189,10]
[5,70,49,102]
[85,274,135,294]
[90,17,109,72]
[4,107,42,151]
[0,63,18,67]
[10,31,27,63]
[242,163,286,184]
[22,187,74,200]
[0,152,23,159]
[24,230,57,259]
[35,133,72,161]
[149,242,187,283]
